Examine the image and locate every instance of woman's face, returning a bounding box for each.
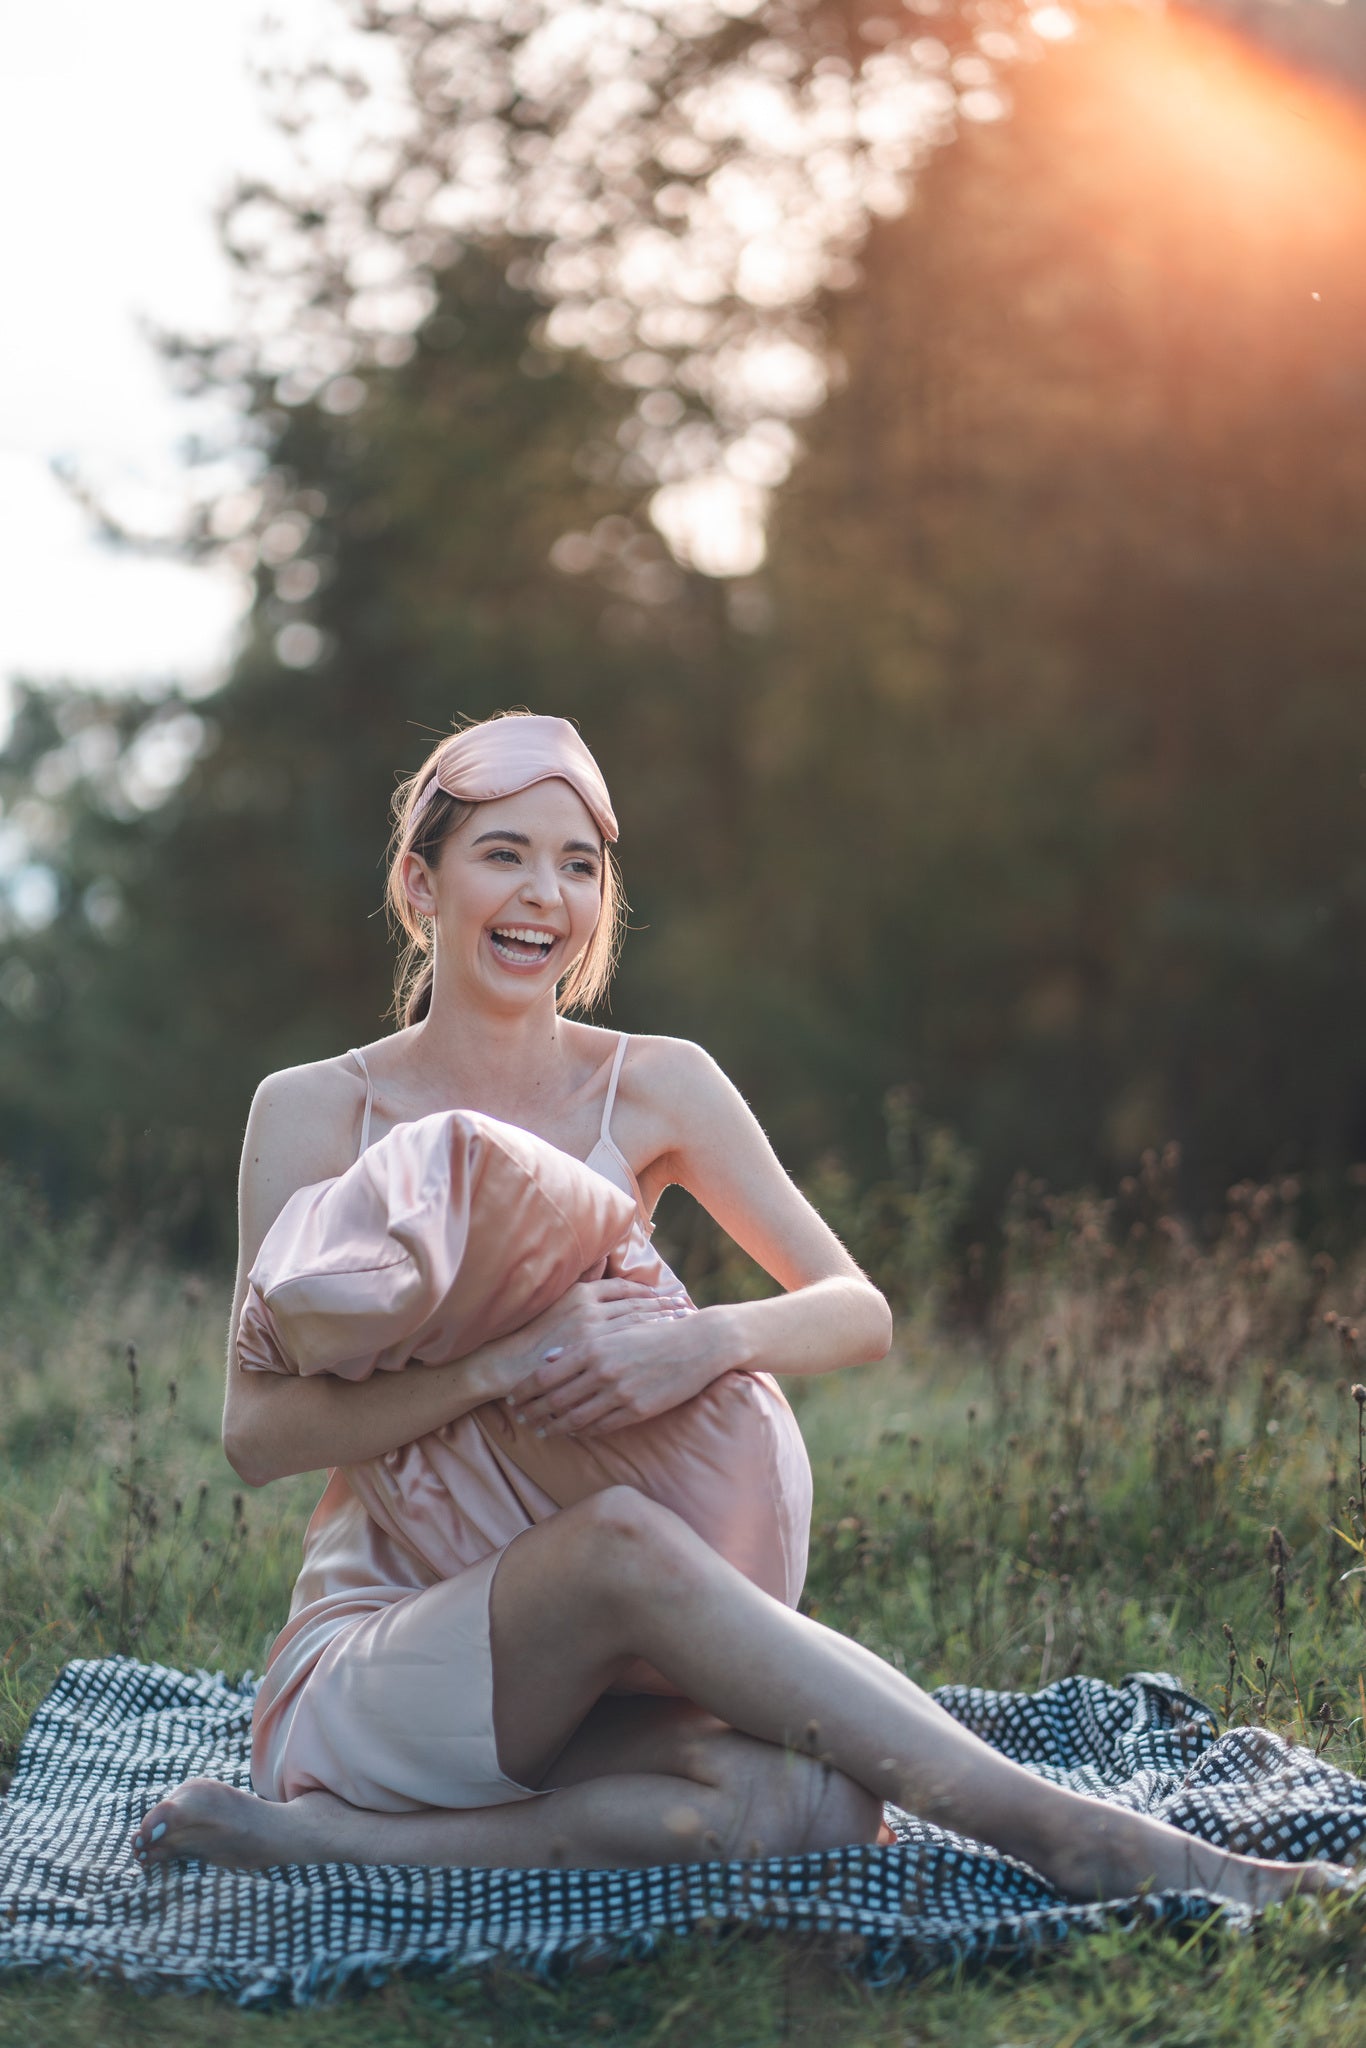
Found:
[404,779,605,1006]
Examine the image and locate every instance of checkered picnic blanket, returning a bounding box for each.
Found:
[2,1657,1364,2007]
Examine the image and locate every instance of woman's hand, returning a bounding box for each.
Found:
[502,1293,726,1438]
[492,1276,683,1408]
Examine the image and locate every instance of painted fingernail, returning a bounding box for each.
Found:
[150,1821,167,1843]
[542,1347,565,1363]
[133,1835,144,1850]
[514,1412,527,1426]
[535,1427,547,1440]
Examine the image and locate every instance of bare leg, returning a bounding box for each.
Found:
[132,1695,879,1872]
[136,1492,1359,1901]
[476,1491,1358,1908]
[539,1696,889,1852]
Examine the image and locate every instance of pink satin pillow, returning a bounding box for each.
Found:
[236,1106,813,1641]
[236,1109,638,1380]
[473,1373,812,1614]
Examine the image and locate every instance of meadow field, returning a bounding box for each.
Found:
[2,1154,1366,2047]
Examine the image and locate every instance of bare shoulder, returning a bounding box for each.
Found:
[615,1033,749,1152]
[242,1053,366,1205]
[615,1032,720,1096]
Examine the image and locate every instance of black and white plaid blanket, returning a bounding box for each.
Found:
[2,1657,1364,2007]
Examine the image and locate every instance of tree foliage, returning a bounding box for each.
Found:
[1,2,1363,1257]
[743,5,1366,1208]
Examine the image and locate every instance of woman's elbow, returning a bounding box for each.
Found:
[223,1386,285,1487]
[223,1423,274,1488]
[848,1279,893,1363]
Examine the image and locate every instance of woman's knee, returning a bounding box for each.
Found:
[570,1484,681,1543]
[558,1487,705,1605]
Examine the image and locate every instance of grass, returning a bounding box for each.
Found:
[2,1151,1366,2045]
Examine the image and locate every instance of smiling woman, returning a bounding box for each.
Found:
[129,711,1360,1911]
[384,713,627,1027]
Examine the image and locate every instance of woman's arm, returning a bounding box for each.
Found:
[226,1335,528,1490]
[508,1038,893,1436]
[222,1064,674,1486]
[658,1040,893,1373]
[222,1064,523,1487]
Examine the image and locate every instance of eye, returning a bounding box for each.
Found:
[485,848,521,863]
[568,859,599,878]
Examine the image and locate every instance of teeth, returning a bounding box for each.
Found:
[492,927,556,947]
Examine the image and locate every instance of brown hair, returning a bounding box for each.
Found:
[384,716,626,1026]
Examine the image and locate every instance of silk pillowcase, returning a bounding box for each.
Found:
[235,1109,638,1381]
[236,1107,812,1621]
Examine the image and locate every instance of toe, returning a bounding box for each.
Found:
[134,1802,175,1864]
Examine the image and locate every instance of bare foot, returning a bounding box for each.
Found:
[131,1777,325,1873]
[1054,1802,1364,1911]
[1222,1853,1366,1912]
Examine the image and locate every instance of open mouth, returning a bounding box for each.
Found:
[488,925,560,967]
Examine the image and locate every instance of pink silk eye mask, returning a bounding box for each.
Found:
[237,1110,812,1683]
[409,714,619,842]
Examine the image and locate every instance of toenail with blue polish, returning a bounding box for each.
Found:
[150,1821,167,1843]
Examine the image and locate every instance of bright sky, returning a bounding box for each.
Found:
[0,2,342,729]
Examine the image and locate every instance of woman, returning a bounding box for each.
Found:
[133,714,1351,1907]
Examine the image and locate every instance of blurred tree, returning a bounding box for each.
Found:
[0,247,745,1251]
[743,4,1366,1212]
[3,1,1365,1260]
[0,0,1003,1252]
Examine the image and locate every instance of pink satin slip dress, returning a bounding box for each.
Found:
[248,1033,812,1813]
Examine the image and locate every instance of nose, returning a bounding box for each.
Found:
[519,856,563,911]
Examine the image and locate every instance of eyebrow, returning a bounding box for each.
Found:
[470,828,601,857]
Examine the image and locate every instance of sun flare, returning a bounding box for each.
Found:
[1063,4,1366,271]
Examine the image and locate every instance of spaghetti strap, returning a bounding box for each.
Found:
[599,1032,630,1143]
[348,1048,375,1159]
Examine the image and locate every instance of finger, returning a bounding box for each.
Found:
[539,1380,618,1433]
[599,1298,678,1324]
[544,1392,634,1437]
[506,1311,668,1407]
[564,1402,637,1439]
[504,1353,581,1411]
[528,1388,604,1434]
[518,1371,602,1430]
[583,1278,668,1301]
